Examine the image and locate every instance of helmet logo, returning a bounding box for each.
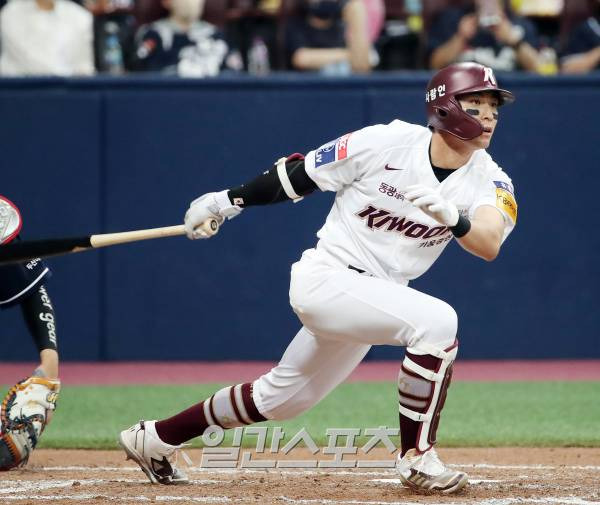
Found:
[483,67,497,86]
[425,84,446,103]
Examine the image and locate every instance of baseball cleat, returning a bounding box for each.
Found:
[119,420,189,485]
[397,448,468,494]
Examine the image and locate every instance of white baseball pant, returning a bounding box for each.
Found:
[252,250,457,420]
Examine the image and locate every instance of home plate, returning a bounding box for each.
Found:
[370,478,502,485]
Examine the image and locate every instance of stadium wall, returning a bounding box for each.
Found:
[1,74,598,361]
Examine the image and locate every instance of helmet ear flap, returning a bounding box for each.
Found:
[432,97,484,140]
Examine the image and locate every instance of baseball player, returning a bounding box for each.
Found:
[0,196,61,471]
[120,62,518,494]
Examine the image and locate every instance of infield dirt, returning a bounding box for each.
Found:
[3,447,599,505]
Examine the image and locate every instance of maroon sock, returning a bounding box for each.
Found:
[399,352,442,456]
[155,401,209,446]
[155,382,267,446]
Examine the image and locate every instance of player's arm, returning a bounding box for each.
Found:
[453,205,504,261]
[184,155,318,239]
[404,184,509,262]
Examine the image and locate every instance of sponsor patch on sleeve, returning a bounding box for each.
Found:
[314,133,352,168]
[495,188,517,223]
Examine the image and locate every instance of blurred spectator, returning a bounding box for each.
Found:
[376,0,422,70]
[134,0,242,77]
[511,0,563,17]
[428,0,543,72]
[561,0,600,73]
[286,0,373,75]
[363,0,386,43]
[85,0,136,74]
[0,0,95,76]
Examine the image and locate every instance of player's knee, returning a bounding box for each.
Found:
[413,301,458,347]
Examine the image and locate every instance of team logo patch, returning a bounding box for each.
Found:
[314,133,352,168]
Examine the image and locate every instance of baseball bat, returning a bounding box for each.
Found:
[0,219,219,265]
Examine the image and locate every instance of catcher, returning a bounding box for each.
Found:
[0,196,61,471]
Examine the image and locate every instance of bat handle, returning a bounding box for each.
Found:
[197,218,220,237]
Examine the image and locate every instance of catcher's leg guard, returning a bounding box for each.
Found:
[398,340,457,453]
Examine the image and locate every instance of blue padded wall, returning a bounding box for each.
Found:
[1,74,598,360]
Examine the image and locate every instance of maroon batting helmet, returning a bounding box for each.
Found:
[426,62,515,140]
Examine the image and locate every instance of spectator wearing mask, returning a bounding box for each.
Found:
[286,0,372,75]
[0,0,95,76]
[134,0,240,77]
[428,0,542,72]
[561,0,600,74]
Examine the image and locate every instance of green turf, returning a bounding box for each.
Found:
[6,381,598,449]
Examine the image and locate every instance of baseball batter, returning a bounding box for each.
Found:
[0,196,61,470]
[120,62,518,494]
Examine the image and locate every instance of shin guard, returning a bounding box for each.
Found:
[398,340,458,453]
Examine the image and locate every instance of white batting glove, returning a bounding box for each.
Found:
[184,190,242,240]
[405,184,459,227]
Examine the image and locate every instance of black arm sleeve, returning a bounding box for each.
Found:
[227,158,318,207]
[20,284,58,352]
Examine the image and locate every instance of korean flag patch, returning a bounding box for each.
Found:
[314,133,352,168]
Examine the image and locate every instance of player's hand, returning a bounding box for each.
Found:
[405,184,459,227]
[184,190,241,240]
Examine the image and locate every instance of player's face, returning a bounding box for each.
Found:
[457,91,500,149]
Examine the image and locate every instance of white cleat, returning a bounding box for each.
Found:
[398,448,468,494]
[119,420,189,485]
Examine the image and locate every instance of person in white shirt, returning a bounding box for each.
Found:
[118,62,518,495]
[0,0,95,76]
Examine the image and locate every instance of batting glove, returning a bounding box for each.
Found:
[184,190,242,240]
[405,184,459,227]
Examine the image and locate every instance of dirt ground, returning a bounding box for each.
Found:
[1,447,599,505]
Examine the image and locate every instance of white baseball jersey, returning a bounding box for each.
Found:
[303,119,517,284]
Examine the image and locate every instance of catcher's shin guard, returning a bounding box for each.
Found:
[398,340,457,453]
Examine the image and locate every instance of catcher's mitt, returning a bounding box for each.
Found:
[0,377,60,471]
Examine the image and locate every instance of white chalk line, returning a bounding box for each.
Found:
[0,495,232,503]
[39,463,600,473]
[278,499,600,505]
[369,478,503,485]
[0,478,226,495]
[2,495,598,505]
[453,463,600,471]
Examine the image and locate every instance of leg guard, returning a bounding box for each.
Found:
[398,340,458,453]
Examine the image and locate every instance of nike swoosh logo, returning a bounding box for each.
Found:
[385,164,403,171]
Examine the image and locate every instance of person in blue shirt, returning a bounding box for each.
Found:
[134,0,241,76]
[561,0,600,74]
[428,0,542,72]
[286,0,372,74]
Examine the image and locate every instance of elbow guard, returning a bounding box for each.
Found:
[228,154,317,207]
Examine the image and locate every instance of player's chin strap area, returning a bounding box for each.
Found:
[398,340,458,453]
